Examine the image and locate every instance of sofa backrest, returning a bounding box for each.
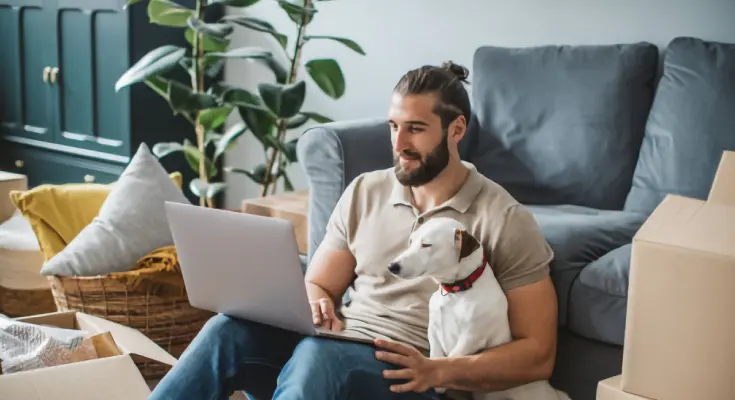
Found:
[468,42,659,210]
[624,37,735,215]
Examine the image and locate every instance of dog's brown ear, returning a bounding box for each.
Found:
[454,229,481,261]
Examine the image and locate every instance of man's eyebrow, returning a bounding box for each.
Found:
[405,120,429,126]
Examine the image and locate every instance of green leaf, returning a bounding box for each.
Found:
[214,122,247,160]
[238,106,276,143]
[262,136,298,163]
[304,35,365,55]
[227,89,275,140]
[226,164,267,184]
[167,80,218,113]
[151,142,184,158]
[206,59,226,78]
[123,0,146,10]
[208,0,259,6]
[183,139,218,178]
[299,111,333,123]
[258,81,306,119]
[115,45,186,91]
[205,47,287,83]
[148,0,193,27]
[282,138,299,162]
[305,58,345,99]
[278,0,316,25]
[205,132,223,148]
[185,29,230,52]
[187,17,234,38]
[198,107,232,131]
[282,172,294,191]
[144,75,171,100]
[286,114,309,129]
[189,179,227,199]
[222,16,288,49]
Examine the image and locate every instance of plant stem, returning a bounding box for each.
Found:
[260,0,312,197]
[193,0,207,206]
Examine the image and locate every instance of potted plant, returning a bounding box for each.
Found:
[115,0,364,207]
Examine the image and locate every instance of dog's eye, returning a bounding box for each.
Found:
[421,243,432,248]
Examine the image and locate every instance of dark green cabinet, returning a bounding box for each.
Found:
[0,0,211,202]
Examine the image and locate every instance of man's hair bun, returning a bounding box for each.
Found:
[440,61,470,84]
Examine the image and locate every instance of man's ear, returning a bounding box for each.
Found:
[454,229,481,261]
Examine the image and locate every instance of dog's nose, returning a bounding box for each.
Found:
[388,262,401,275]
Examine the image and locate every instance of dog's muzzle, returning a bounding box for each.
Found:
[388,262,401,275]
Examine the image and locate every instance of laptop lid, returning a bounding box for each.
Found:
[164,201,316,336]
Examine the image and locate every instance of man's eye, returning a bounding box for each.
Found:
[421,243,432,248]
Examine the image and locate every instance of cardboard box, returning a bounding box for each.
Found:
[0,311,177,399]
[621,150,735,400]
[241,190,309,254]
[597,376,650,400]
[0,171,27,223]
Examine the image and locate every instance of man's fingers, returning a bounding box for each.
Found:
[319,298,333,320]
[375,351,410,367]
[374,338,415,356]
[309,301,322,325]
[389,381,418,393]
[382,368,413,380]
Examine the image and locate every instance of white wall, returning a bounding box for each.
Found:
[223,0,735,208]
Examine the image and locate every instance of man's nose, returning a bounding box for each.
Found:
[392,128,410,152]
[388,262,401,275]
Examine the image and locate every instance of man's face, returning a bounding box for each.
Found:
[388,93,450,187]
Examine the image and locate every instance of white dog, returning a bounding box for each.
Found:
[388,217,570,400]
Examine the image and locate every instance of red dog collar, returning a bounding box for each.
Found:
[440,254,487,295]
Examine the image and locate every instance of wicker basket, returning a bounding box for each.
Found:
[0,285,57,317]
[47,246,215,380]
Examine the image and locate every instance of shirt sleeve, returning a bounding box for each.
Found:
[491,204,554,291]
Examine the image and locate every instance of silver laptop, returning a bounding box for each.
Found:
[163,201,373,345]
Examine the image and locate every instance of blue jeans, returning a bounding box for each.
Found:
[149,314,441,400]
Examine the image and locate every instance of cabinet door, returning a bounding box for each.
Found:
[0,0,56,143]
[51,0,131,158]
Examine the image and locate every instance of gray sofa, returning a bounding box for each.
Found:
[295,36,735,400]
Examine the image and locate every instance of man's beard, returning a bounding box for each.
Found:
[393,133,450,187]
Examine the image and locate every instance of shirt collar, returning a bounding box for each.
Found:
[390,161,484,214]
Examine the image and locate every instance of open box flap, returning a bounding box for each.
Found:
[0,356,151,400]
[16,311,78,328]
[708,150,735,206]
[75,313,178,366]
[634,194,735,259]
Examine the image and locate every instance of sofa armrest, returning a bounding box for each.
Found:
[296,118,393,262]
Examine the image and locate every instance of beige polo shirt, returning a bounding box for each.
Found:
[320,162,554,352]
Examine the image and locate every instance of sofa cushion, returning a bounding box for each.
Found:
[625,37,735,215]
[527,205,646,327]
[471,42,659,210]
[568,244,632,346]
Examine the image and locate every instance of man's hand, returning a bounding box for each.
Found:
[374,338,440,393]
[309,296,344,332]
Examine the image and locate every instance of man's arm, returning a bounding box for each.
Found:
[303,178,360,328]
[304,243,356,307]
[432,275,558,391]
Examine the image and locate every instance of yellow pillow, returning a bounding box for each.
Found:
[9,172,183,261]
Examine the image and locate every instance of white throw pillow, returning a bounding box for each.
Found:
[40,143,190,276]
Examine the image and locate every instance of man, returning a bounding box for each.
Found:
[149,61,558,400]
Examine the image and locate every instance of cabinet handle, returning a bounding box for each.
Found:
[15,160,24,168]
[84,174,95,183]
[50,67,59,84]
[43,67,51,83]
